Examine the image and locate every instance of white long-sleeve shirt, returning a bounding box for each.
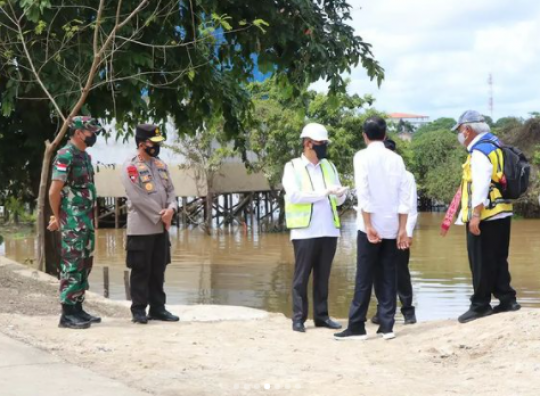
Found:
[282,155,346,240]
[354,141,410,239]
[456,133,512,224]
[406,171,418,237]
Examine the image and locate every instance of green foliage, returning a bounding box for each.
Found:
[4,196,34,224]
[415,117,456,137]
[532,146,540,166]
[0,81,55,204]
[0,0,384,205]
[410,126,466,203]
[1,0,384,136]
[493,116,524,134]
[246,78,378,188]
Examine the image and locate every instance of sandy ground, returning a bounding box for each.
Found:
[1,257,540,396]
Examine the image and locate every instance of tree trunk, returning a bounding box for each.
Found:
[205,191,213,235]
[36,142,56,273]
[44,176,61,276]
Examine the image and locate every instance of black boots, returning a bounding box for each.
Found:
[58,303,101,329]
[76,302,102,323]
[58,304,91,329]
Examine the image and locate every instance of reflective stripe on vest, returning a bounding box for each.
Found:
[285,158,341,229]
[460,136,513,222]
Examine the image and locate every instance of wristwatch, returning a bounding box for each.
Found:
[472,212,481,218]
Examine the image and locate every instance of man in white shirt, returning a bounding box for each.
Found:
[334,116,410,341]
[282,123,348,333]
[451,110,519,324]
[372,139,418,325]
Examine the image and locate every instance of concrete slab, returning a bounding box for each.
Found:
[0,333,151,396]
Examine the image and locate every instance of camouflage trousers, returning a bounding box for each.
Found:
[59,229,95,305]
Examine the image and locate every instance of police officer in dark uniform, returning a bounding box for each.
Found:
[121,124,179,324]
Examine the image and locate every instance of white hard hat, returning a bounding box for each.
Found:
[300,123,330,142]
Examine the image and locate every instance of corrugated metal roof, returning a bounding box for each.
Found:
[388,112,429,119]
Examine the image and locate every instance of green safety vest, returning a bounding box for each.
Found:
[285,158,341,229]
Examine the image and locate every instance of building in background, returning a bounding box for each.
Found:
[387,112,430,141]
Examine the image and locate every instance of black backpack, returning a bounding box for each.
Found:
[478,140,530,200]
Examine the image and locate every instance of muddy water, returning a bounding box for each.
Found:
[1,213,539,322]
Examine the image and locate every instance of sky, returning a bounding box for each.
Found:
[311,0,540,121]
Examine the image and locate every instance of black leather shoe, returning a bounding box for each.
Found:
[148,309,180,322]
[132,312,148,324]
[292,322,306,333]
[334,327,367,341]
[458,306,493,324]
[76,303,101,324]
[370,315,380,325]
[314,318,342,330]
[493,301,521,314]
[403,313,417,324]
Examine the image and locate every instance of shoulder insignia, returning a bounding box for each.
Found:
[155,159,166,169]
[55,163,68,172]
[127,165,138,183]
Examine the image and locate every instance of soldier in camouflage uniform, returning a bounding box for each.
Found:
[48,116,104,329]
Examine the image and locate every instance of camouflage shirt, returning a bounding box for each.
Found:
[51,142,96,231]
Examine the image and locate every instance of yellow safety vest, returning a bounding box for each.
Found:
[461,140,513,222]
[285,158,341,229]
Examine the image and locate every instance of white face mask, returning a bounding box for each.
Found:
[457,131,467,146]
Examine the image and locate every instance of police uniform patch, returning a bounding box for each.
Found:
[127,165,138,183]
[155,160,166,169]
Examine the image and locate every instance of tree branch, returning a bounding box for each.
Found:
[6,1,66,122]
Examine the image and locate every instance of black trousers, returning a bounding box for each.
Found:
[396,248,414,315]
[466,217,516,311]
[292,237,337,324]
[375,248,414,316]
[126,232,171,314]
[348,231,398,333]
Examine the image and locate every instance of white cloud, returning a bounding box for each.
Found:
[331,0,540,120]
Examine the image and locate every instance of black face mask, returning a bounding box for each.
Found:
[312,143,328,160]
[145,144,160,158]
[82,132,97,148]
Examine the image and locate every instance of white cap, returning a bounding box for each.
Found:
[300,123,330,142]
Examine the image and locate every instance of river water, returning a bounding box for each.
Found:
[1,213,539,322]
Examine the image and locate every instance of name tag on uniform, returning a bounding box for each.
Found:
[158,168,169,180]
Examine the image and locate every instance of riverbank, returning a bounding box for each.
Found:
[1,256,540,396]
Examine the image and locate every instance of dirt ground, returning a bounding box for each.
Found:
[1,257,540,396]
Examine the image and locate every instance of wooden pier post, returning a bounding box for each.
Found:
[124,270,131,301]
[181,197,188,225]
[103,266,109,298]
[114,197,120,229]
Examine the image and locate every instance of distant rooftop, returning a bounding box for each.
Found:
[388,112,429,119]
